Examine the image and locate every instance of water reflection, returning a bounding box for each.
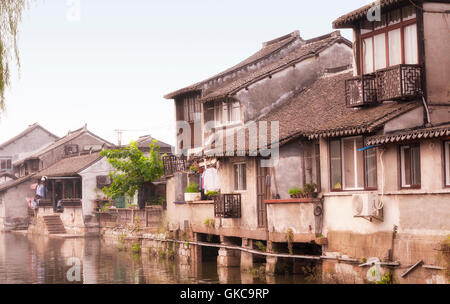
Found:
[0,233,317,284]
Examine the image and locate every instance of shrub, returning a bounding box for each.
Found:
[185,182,199,193]
[289,187,303,196]
[303,183,317,194]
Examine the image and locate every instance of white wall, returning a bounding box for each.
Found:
[79,157,113,216]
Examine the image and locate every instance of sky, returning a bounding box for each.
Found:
[0,0,372,146]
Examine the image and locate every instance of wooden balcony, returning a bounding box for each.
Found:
[345,74,377,107]
[61,199,82,207]
[214,194,241,219]
[162,155,187,176]
[376,64,422,102]
[345,64,422,107]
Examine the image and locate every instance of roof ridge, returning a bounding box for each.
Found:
[262,30,301,47]
[0,123,59,150]
[164,31,302,99]
[303,30,341,44]
[200,34,351,103]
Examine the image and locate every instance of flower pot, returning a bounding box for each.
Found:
[185,192,201,202]
[315,237,328,245]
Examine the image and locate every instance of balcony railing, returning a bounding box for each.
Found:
[214,194,241,218]
[162,155,187,176]
[376,64,422,102]
[61,199,82,207]
[345,74,377,107]
[345,64,422,107]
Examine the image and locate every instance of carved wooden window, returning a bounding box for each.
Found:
[0,159,12,171]
[65,144,79,155]
[233,163,247,191]
[96,175,111,189]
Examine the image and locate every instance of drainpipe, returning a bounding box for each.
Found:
[421,95,431,127]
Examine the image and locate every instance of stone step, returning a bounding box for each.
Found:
[42,215,66,235]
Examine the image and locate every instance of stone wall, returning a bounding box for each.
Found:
[0,179,34,231]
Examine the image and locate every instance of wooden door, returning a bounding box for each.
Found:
[256,159,270,228]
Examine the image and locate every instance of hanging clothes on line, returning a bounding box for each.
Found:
[203,167,221,192]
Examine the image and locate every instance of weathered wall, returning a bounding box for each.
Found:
[320,137,450,283]
[200,34,303,97]
[40,133,109,170]
[78,157,113,216]
[0,179,34,231]
[219,157,258,230]
[423,2,450,106]
[0,127,57,164]
[383,107,424,134]
[271,141,302,199]
[235,42,353,121]
[267,203,316,236]
[165,175,215,231]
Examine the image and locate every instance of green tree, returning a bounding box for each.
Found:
[100,140,165,209]
[0,0,28,112]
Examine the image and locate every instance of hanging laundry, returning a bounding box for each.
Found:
[203,167,221,192]
[36,184,45,198]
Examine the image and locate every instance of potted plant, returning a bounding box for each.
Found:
[289,187,304,199]
[205,190,220,200]
[303,183,318,198]
[189,165,199,175]
[185,182,201,202]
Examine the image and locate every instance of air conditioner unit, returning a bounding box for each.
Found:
[352,193,383,222]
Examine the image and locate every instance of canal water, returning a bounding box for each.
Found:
[0,233,318,284]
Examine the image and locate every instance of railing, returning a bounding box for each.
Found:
[345,74,377,107]
[376,64,422,102]
[97,206,163,228]
[38,199,53,207]
[345,64,422,107]
[61,199,82,207]
[162,155,187,176]
[214,194,241,218]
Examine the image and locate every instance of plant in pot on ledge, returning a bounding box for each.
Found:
[185,182,201,202]
[289,187,304,199]
[303,183,318,198]
[205,190,220,200]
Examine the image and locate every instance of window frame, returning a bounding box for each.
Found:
[0,158,12,171]
[360,6,418,74]
[444,141,450,188]
[233,162,247,192]
[398,143,421,189]
[328,136,378,192]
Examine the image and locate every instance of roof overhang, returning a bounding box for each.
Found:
[332,0,411,29]
[366,124,450,146]
[164,89,202,100]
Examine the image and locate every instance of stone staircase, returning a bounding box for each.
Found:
[43,215,66,234]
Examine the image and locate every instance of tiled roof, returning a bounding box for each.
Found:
[0,123,58,151]
[0,172,17,180]
[36,153,103,178]
[366,124,450,145]
[200,33,351,103]
[15,125,114,164]
[212,71,421,154]
[333,0,409,29]
[164,31,300,99]
[260,71,420,142]
[136,135,173,149]
[0,174,35,192]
